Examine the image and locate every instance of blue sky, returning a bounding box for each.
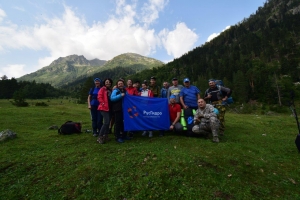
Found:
[0,0,266,78]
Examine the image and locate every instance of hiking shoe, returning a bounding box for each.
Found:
[213,136,219,143]
[98,136,105,144]
[149,131,153,138]
[117,138,124,143]
[142,131,147,136]
[93,133,98,137]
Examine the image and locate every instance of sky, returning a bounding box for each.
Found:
[0,0,266,79]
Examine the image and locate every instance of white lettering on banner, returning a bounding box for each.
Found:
[143,110,163,116]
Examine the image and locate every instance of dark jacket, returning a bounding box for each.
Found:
[110,88,126,112]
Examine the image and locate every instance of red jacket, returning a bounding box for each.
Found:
[97,86,111,111]
[126,86,138,96]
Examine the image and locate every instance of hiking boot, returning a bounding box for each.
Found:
[149,131,153,138]
[93,133,99,137]
[117,138,124,143]
[98,136,105,144]
[142,131,147,136]
[213,136,219,143]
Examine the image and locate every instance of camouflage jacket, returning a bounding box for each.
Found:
[193,104,217,123]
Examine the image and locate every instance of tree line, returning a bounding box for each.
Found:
[0,78,68,99]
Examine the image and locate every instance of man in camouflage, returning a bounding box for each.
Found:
[149,76,161,97]
[203,79,231,135]
[192,99,220,143]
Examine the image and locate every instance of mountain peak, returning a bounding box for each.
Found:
[49,54,91,66]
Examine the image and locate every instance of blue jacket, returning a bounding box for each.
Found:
[110,88,127,112]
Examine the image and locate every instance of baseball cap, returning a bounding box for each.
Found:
[170,95,176,99]
[172,77,178,81]
[183,78,190,83]
[94,78,101,82]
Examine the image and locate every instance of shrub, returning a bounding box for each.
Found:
[35,102,49,106]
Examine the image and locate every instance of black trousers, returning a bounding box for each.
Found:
[114,111,124,139]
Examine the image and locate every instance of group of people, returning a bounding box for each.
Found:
[87,76,232,143]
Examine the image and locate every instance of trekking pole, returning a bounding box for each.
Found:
[289,91,300,152]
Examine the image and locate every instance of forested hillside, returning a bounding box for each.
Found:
[128,0,300,104]
[0,78,67,99]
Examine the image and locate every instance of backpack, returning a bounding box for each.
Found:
[206,80,234,105]
[58,121,82,135]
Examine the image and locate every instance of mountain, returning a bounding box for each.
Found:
[18,53,164,87]
[18,55,106,87]
[99,53,164,72]
[127,0,300,104]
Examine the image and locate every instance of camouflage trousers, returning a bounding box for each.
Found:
[192,116,220,137]
[212,100,226,133]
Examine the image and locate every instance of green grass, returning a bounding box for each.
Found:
[0,99,300,199]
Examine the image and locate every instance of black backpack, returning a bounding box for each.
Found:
[58,121,82,135]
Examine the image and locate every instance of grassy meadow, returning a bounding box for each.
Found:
[0,99,300,199]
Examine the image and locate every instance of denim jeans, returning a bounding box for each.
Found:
[99,111,111,136]
[90,106,103,134]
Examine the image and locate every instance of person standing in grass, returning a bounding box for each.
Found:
[192,98,220,143]
[111,79,128,143]
[87,78,103,137]
[140,82,155,137]
[203,79,231,135]
[180,78,201,137]
[167,78,183,106]
[134,80,142,93]
[97,78,113,144]
[160,81,169,98]
[149,76,160,97]
[126,79,139,96]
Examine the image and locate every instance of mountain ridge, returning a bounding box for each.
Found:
[18,53,164,87]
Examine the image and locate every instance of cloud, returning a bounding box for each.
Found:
[0,64,26,78]
[141,0,169,25]
[0,8,6,23]
[0,0,198,72]
[206,25,231,42]
[159,22,198,58]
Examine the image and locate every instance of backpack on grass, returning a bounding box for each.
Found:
[58,121,82,135]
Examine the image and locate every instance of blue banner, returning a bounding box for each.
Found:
[123,95,170,131]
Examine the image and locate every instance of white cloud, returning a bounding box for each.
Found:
[159,22,198,58]
[206,25,231,42]
[0,64,26,78]
[141,0,169,25]
[0,0,198,74]
[0,8,6,23]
